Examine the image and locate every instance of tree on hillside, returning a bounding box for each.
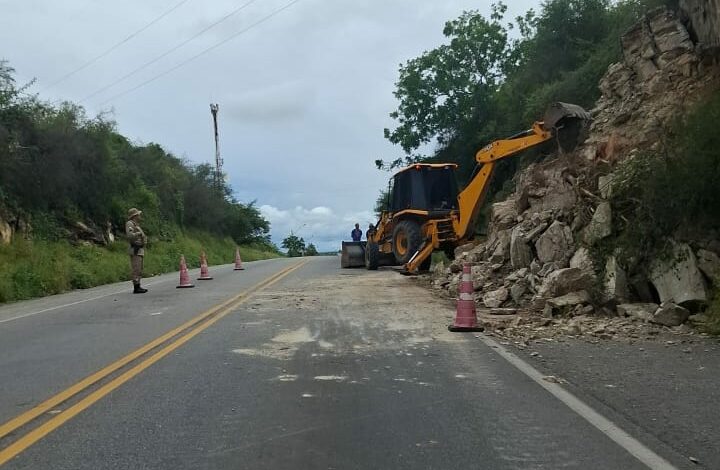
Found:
[383,4,515,160]
[0,62,273,247]
[305,243,318,256]
[282,234,305,257]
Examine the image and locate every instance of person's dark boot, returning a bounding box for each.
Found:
[133,282,148,294]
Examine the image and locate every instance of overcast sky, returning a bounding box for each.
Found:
[1,0,538,251]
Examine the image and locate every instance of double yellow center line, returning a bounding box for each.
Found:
[0,260,307,466]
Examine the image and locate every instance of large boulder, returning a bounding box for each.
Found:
[538,268,593,298]
[582,202,612,245]
[603,256,629,303]
[544,290,591,317]
[535,221,574,265]
[490,200,518,230]
[570,247,595,275]
[651,302,690,327]
[483,287,509,308]
[650,242,708,306]
[510,225,533,269]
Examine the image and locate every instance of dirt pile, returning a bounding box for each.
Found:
[431,8,720,338]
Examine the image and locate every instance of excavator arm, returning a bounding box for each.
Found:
[454,102,591,242]
[454,122,552,241]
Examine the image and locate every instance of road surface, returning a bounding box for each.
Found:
[0,256,695,469]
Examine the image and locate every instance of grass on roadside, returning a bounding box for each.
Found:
[0,231,281,303]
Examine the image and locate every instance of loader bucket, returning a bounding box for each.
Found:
[543,102,592,153]
[341,241,366,268]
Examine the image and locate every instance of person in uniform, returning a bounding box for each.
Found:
[126,208,148,294]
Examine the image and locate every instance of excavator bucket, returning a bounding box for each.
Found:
[340,241,365,268]
[543,102,592,153]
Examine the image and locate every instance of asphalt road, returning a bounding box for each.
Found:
[0,256,694,469]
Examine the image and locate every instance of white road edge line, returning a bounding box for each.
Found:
[0,261,266,325]
[0,277,177,325]
[478,335,679,470]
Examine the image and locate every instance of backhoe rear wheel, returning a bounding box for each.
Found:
[365,242,379,270]
[392,220,422,265]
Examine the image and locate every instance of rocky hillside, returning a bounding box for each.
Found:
[431,7,720,338]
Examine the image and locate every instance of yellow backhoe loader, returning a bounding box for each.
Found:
[342,102,590,274]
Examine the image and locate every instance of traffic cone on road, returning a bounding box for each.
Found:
[198,251,213,280]
[233,247,245,271]
[176,255,195,288]
[448,263,484,332]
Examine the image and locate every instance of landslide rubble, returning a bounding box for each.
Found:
[430,8,720,341]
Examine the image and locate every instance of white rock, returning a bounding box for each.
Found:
[538,268,593,298]
[535,221,574,265]
[583,202,612,245]
[651,302,690,327]
[603,256,629,303]
[483,287,509,308]
[490,200,518,230]
[510,226,533,269]
[570,247,595,274]
[650,242,708,306]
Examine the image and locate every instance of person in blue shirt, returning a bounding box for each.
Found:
[351,223,362,241]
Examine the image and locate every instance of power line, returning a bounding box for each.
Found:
[41,0,190,91]
[97,0,302,107]
[81,0,261,103]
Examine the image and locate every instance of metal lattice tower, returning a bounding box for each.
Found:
[210,103,223,187]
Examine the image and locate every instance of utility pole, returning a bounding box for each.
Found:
[209,103,223,189]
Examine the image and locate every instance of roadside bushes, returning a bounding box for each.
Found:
[0,232,280,303]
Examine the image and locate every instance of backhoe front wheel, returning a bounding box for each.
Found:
[365,242,379,270]
[392,220,422,265]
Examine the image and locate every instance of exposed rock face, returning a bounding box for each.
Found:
[680,0,720,49]
[430,7,720,327]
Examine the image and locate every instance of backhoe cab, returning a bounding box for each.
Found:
[344,102,591,274]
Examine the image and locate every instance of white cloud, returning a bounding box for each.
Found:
[2,0,541,250]
[260,204,375,252]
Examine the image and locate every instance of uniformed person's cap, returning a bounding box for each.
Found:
[127,208,143,219]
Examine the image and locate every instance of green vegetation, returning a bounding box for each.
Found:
[380,0,676,227]
[600,91,720,273]
[0,232,279,302]
[0,61,281,302]
[0,61,271,245]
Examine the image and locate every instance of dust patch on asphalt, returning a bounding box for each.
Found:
[313,375,348,382]
[231,347,296,360]
[233,268,465,361]
[271,326,316,344]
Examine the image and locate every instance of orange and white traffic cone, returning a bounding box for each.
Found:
[198,251,213,280]
[176,255,195,288]
[448,263,484,332]
[233,247,245,271]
